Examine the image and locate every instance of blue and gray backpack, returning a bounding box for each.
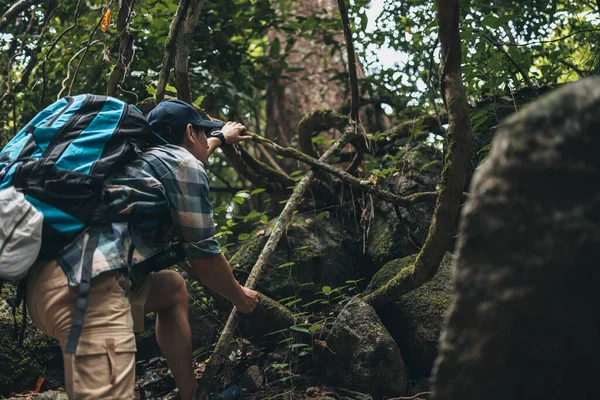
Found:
[0,94,151,257]
[0,94,152,352]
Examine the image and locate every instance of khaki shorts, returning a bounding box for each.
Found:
[26,260,152,400]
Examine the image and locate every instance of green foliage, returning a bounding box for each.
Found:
[355,0,598,121]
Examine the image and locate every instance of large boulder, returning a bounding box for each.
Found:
[432,79,600,399]
[318,301,408,397]
[229,215,368,304]
[366,252,454,377]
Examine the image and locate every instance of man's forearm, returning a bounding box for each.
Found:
[206,137,221,157]
[188,253,244,304]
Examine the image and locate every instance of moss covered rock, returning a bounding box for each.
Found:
[229,215,367,305]
[366,252,454,377]
[318,301,407,396]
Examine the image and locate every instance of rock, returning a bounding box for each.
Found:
[241,365,265,392]
[366,252,454,377]
[229,215,368,305]
[366,144,441,267]
[318,301,407,397]
[432,78,600,399]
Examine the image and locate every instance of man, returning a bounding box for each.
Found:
[26,100,258,400]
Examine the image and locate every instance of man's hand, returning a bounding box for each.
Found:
[221,122,252,145]
[234,286,258,314]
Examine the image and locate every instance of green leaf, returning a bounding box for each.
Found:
[322,286,331,295]
[311,135,328,145]
[193,95,205,106]
[165,84,177,93]
[290,325,310,334]
[315,211,330,220]
[238,233,251,241]
[192,346,207,358]
[146,85,156,95]
[309,323,322,334]
[251,188,266,195]
[235,191,250,198]
[287,343,309,349]
[279,262,295,269]
[285,298,302,307]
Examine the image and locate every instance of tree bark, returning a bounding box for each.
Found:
[107,0,135,97]
[174,0,204,103]
[336,0,359,122]
[156,0,191,102]
[362,0,472,308]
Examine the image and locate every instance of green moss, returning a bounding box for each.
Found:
[367,254,417,293]
[366,253,455,377]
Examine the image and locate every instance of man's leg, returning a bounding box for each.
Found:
[144,270,198,400]
[27,261,136,399]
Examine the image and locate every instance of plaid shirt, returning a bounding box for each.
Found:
[59,145,221,286]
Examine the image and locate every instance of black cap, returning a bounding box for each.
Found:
[147,100,223,137]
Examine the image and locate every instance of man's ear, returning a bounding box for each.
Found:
[185,123,196,144]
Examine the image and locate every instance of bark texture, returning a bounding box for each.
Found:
[106,0,134,96]
[432,78,600,399]
[174,0,204,103]
[156,0,191,102]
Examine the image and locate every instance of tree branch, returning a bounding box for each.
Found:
[156,0,191,102]
[476,27,600,47]
[238,145,296,188]
[362,0,473,308]
[199,122,360,398]
[5,7,36,94]
[107,0,136,97]
[256,142,289,176]
[68,7,105,96]
[297,108,349,158]
[557,59,589,77]
[336,0,359,122]
[0,0,42,31]
[40,0,83,107]
[251,133,441,208]
[174,0,204,103]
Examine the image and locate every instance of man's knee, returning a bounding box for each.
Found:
[146,270,189,313]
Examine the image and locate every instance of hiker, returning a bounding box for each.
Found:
[25,100,258,400]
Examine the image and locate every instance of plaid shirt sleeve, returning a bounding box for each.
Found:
[161,159,221,259]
